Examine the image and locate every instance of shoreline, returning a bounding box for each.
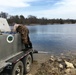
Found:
[27,52,76,75]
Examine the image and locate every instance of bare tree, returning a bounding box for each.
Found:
[0,12,8,19]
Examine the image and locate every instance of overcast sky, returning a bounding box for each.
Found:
[0,0,76,19]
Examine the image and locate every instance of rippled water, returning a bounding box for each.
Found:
[27,24,76,54]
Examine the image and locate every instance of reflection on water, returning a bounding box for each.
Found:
[28,24,76,34]
[27,24,76,54]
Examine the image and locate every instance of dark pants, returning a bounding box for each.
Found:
[24,36,32,49]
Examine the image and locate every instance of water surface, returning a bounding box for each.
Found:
[27,24,76,54]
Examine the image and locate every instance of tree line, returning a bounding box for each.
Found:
[0,12,76,25]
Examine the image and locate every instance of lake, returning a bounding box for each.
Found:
[27,24,76,54]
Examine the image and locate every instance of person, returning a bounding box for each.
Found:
[13,24,32,49]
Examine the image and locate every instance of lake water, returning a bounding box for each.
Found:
[27,24,76,54]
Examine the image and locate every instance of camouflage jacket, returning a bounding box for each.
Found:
[16,24,29,44]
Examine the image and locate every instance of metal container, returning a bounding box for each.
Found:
[0,33,24,61]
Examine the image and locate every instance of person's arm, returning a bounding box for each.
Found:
[13,24,19,32]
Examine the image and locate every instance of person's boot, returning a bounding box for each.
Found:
[29,42,32,48]
[25,44,29,50]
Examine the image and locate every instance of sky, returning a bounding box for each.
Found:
[0,0,76,19]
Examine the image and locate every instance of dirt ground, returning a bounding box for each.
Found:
[26,52,76,75]
[26,53,51,75]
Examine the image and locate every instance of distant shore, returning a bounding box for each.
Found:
[10,23,76,26]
